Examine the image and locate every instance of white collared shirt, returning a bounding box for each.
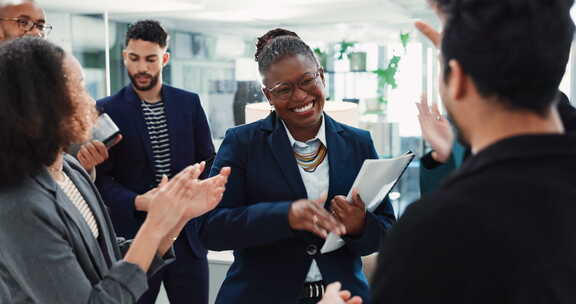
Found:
[282,115,329,283]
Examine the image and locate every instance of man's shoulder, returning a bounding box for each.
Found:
[96,86,129,108]
[400,183,491,231]
[162,86,205,114]
[164,85,200,101]
[404,190,465,220]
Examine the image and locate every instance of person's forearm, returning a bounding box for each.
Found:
[157,219,188,256]
[123,220,164,272]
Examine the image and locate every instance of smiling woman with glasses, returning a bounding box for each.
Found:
[201,28,396,304]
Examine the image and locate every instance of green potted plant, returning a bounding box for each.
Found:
[370,32,410,114]
[314,47,328,70]
[336,40,367,72]
[336,40,356,60]
[348,51,367,72]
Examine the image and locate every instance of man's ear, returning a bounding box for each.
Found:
[162,52,170,66]
[447,59,466,102]
[121,49,128,66]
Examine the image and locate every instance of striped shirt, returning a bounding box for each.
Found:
[141,100,172,185]
[57,173,100,238]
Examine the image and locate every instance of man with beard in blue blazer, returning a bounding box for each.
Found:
[96,20,214,304]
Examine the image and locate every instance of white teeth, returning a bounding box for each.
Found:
[293,102,313,113]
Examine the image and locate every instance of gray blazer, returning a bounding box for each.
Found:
[0,155,172,303]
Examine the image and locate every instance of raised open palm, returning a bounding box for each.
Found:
[145,164,205,234]
[416,94,454,163]
[181,166,231,219]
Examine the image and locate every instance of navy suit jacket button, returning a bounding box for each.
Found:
[306,244,318,256]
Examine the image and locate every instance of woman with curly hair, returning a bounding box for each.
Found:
[0,37,230,303]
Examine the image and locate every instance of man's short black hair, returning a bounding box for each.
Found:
[125,19,169,48]
[432,0,575,114]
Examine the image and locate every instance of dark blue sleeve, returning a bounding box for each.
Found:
[192,95,215,179]
[199,128,295,251]
[419,141,467,195]
[420,152,458,195]
[94,102,141,238]
[343,134,396,256]
[95,152,138,222]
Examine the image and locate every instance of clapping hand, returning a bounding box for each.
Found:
[289,193,346,238]
[124,162,230,271]
[145,162,230,236]
[330,190,366,237]
[180,165,231,219]
[317,282,362,304]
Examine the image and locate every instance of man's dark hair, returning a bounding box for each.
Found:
[432,0,575,114]
[125,19,169,48]
[0,37,74,186]
[255,28,319,76]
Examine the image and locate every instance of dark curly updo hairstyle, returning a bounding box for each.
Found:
[430,0,575,114]
[125,19,169,48]
[255,28,319,76]
[0,37,76,186]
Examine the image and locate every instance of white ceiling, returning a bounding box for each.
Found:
[37,0,439,43]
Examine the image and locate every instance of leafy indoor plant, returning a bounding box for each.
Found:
[314,47,328,70]
[370,32,410,113]
[336,40,356,60]
[335,40,367,72]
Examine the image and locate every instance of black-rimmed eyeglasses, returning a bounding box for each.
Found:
[0,18,53,37]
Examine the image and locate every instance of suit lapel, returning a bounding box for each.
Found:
[63,161,116,266]
[162,86,185,174]
[264,113,308,199]
[124,86,155,173]
[33,168,107,278]
[325,115,347,208]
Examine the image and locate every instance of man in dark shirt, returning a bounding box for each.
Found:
[372,0,576,303]
[418,91,576,195]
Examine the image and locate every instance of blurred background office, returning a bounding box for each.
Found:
[36,0,576,302]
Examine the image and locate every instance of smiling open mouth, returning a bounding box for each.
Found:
[292,101,314,113]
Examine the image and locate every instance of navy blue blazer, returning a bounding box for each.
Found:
[95,85,215,258]
[201,112,396,304]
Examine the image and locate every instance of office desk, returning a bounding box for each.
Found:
[208,250,234,304]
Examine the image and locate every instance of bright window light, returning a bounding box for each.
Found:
[388,42,422,137]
